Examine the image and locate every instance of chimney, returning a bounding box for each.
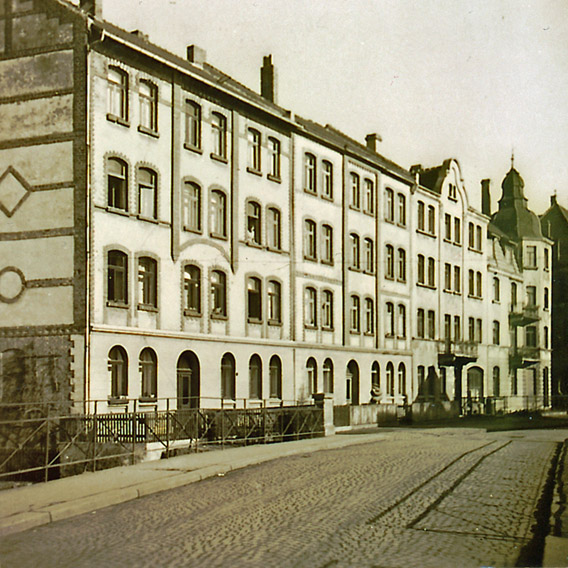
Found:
[365,133,382,152]
[260,55,276,103]
[551,193,558,206]
[130,30,149,42]
[481,179,491,216]
[80,0,102,18]
[187,45,207,66]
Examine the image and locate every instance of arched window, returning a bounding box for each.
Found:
[322,161,333,198]
[323,358,334,393]
[184,265,201,314]
[211,270,227,317]
[350,233,360,269]
[138,167,157,218]
[305,287,317,327]
[108,250,128,304]
[304,153,317,193]
[417,254,425,284]
[210,190,227,238]
[268,137,280,178]
[249,354,262,399]
[364,178,374,213]
[493,277,500,302]
[138,257,157,308]
[365,238,374,273]
[322,224,333,264]
[139,79,158,132]
[386,362,394,396]
[221,353,236,400]
[322,289,333,329]
[248,128,261,171]
[183,181,201,232]
[269,355,282,399]
[247,277,262,321]
[107,157,128,211]
[397,304,406,338]
[107,66,128,120]
[185,100,201,149]
[387,245,396,279]
[109,346,128,398]
[212,112,227,159]
[305,219,317,259]
[398,363,406,396]
[267,280,281,324]
[385,188,394,221]
[427,205,435,234]
[307,357,318,394]
[365,298,374,334]
[417,201,425,231]
[247,201,261,244]
[428,257,435,287]
[371,361,380,389]
[386,302,394,336]
[267,207,281,250]
[397,193,406,225]
[397,248,406,281]
[139,348,157,399]
[350,173,360,208]
[350,295,360,332]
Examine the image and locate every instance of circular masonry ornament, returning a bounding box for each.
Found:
[0,266,26,303]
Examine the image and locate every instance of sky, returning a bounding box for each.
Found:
[100,0,568,215]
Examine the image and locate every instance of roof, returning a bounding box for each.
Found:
[294,116,412,181]
[416,160,452,194]
[491,167,543,240]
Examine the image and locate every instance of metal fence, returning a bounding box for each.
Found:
[0,398,324,483]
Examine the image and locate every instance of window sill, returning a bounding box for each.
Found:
[322,326,334,332]
[266,246,283,253]
[183,226,202,235]
[349,266,361,272]
[267,174,281,183]
[321,194,334,202]
[106,206,130,217]
[138,304,158,312]
[247,167,262,177]
[184,143,203,155]
[384,218,395,225]
[416,229,436,238]
[468,246,483,254]
[210,232,228,241]
[396,222,407,229]
[246,240,263,249]
[211,313,228,321]
[385,275,395,281]
[247,318,263,324]
[184,309,202,317]
[417,283,436,290]
[396,278,407,284]
[385,333,395,338]
[350,330,361,335]
[210,153,228,164]
[138,125,159,138]
[443,288,452,294]
[108,396,128,406]
[448,196,458,202]
[453,242,462,247]
[106,113,129,127]
[492,300,500,304]
[106,301,129,309]
[321,260,334,266]
[363,270,375,276]
[364,210,376,217]
[364,331,375,337]
[397,335,407,340]
[137,214,159,224]
[304,188,317,196]
[268,320,282,327]
[304,324,318,330]
[468,294,482,300]
[524,266,538,271]
[139,397,157,404]
[304,255,318,262]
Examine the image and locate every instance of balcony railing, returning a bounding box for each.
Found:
[509,346,540,368]
[509,303,539,326]
[437,339,478,366]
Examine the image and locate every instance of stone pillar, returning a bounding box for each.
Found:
[313,393,335,436]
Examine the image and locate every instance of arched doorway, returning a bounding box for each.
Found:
[467,366,484,400]
[177,351,200,408]
[346,360,360,405]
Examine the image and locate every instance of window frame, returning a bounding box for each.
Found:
[138,79,158,135]
[183,264,201,315]
[211,112,228,161]
[107,66,129,124]
[107,250,128,306]
[268,137,281,181]
[184,100,202,151]
[211,269,227,318]
[137,167,157,220]
[107,157,128,212]
[182,181,202,233]
[137,256,158,309]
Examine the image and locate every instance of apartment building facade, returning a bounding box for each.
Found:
[0,0,552,415]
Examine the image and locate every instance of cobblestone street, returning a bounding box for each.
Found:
[0,429,562,568]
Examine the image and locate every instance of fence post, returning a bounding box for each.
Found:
[131,399,137,465]
[93,400,98,472]
[44,405,50,483]
[166,397,170,457]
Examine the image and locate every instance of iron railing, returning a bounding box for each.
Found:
[0,398,323,483]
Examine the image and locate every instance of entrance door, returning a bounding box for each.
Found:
[467,366,484,399]
[346,360,360,405]
[176,351,200,409]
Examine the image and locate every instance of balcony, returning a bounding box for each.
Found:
[437,339,478,367]
[509,303,539,326]
[509,346,540,368]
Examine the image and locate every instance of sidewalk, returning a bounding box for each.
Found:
[0,431,387,537]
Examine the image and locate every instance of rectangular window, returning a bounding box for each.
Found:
[247,277,262,321]
[322,161,333,199]
[305,288,317,327]
[468,222,475,248]
[427,257,435,287]
[322,225,333,264]
[476,225,482,251]
[398,193,406,225]
[418,201,425,231]
[427,310,435,339]
[210,190,227,238]
[247,202,262,245]
[138,168,157,219]
[107,67,128,122]
[183,182,201,232]
[444,214,452,241]
[492,321,500,345]
[468,317,475,342]
[527,285,536,306]
[305,220,317,259]
[365,298,375,334]
[526,325,537,347]
[454,217,461,245]
[417,308,425,338]
[108,251,128,304]
[351,234,360,269]
[322,290,333,329]
[184,265,201,314]
[444,263,452,291]
[428,206,436,234]
[138,257,157,308]
[365,239,374,273]
[139,80,158,133]
[364,179,375,214]
[476,271,482,298]
[267,207,281,249]
[468,270,475,296]
[211,271,227,317]
[544,248,550,270]
[386,302,394,336]
[397,248,406,282]
[476,319,482,343]
[453,315,461,342]
[454,266,461,294]
[526,245,537,268]
[267,280,281,323]
[351,296,361,332]
[385,189,394,222]
[398,304,406,338]
[351,173,360,208]
[444,314,451,340]
[417,255,425,285]
[386,245,394,279]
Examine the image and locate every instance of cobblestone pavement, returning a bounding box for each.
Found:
[0,429,561,568]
